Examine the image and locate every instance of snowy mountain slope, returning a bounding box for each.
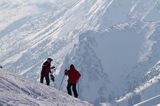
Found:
[113,60,160,105]
[115,22,160,105]
[134,60,160,105]
[82,61,160,106]
[1,0,160,106]
[134,95,160,106]
[0,0,113,78]
[60,32,111,105]
[65,20,160,105]
[100,0,160,28]
[0,0,114,105]
[0,69,93,106]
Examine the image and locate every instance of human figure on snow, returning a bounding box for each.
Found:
[40,58,55,86]
[65,64,81,98]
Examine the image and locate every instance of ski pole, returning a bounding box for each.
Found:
[59,75,65,90]
[77,80,80,97]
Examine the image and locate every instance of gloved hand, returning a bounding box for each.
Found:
[64,69,68,75]
[65,69,68,72]
[51,66,55,69]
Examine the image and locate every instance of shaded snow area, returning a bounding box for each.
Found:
[134,95,160,106]
[0,69,92,106]
[1,0,160,106]
[115,60,160,105]
[61,21,160,105]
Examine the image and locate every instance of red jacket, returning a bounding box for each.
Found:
[41,61,51,76]
[65,67,81,84]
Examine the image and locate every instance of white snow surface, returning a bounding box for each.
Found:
[1,0,160,105]
[0,69,92,106]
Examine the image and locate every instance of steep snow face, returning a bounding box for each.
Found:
[100,0,160,28]
[66,21,160,105]
[126,22,160,99]
[60,34,111,105]
[0,69,93,106]
[133,23,160,104]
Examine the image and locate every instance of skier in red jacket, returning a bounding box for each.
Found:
[40,58,53,86]
[65,64,81,98]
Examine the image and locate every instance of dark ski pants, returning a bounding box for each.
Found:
[40,75,50,86]
[67,83,78,98]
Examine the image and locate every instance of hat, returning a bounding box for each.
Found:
[70,64,75,68]
[47,58,53,61]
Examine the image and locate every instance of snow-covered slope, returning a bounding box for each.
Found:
[134,95,160,106]
[0,69,92,106]
[113,60,160,105]
[1,0,160,105]
[68,20,160,105]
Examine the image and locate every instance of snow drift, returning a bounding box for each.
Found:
[0,69,92,106]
